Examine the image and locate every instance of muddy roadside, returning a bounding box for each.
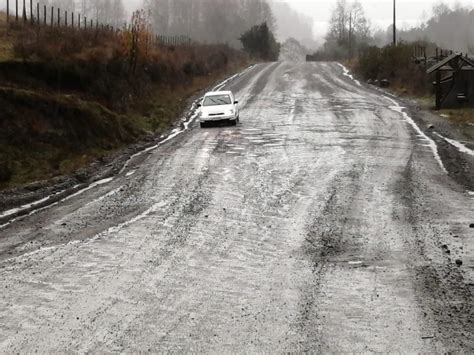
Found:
[371,86,474,192]
[402,97,473,192]
[0,66,255,226]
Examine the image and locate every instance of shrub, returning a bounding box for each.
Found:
[355,43,431,96]
[357,46,381,80]
[240,22,280,61]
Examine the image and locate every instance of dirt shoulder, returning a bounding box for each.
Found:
[380,89,474,192]
[346,53,473,191]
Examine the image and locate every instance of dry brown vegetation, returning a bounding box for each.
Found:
[0,18,249,188]
[439,109,474,125]
[0,12,14,61]
[352,43,431,97]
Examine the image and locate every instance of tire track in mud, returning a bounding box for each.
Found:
[240,62,281,109]
[0,64,271,262]
[292,163,365,351]
[0,61,473,353]
[394,155,474,351]
[287,68,446,352]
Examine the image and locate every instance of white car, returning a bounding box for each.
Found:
[198,91,240,127]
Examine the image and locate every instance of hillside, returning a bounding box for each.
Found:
[0,16,248,188]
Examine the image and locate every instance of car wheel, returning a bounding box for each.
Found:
[200,122,206,128]
[230,119,237,126]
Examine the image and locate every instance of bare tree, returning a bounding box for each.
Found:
[324,0,371,59]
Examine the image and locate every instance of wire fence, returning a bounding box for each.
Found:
[4,0,194,46]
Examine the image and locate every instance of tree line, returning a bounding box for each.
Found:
[312,0,370,60]
[5,0,283,60]
[396,3,474,54]
[316,0,474,60]
[144,0,274,47]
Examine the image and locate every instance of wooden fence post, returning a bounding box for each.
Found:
[435,70,441,110]
[7,0,9,23]
[65,10,67,26]
[36,2,39,25]
[22,0,26,22]
[43,4,45,25]
[50,6,53,27]
[15,0,18,21]
[29,0,32,22]
[78,13,80,29]
[71,12,74,28]
[84,16,87,29]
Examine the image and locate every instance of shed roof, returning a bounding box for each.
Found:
[427,53,474,74]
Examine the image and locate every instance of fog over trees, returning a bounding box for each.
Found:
[39,0,126,26]
[311,0,371,60]
[143,0,275,47]
[313,0,474,60]
[7,0,316,49]
[397,3,474,53]
[268,1,318,50]
[368,3,474,54]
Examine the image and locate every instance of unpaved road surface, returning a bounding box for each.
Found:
[1,62,473,353]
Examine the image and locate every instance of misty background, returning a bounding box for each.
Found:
[1,0,473,52]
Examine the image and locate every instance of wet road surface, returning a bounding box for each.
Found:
[0,62,473,352]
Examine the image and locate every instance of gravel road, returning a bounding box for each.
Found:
[0,62,473,353]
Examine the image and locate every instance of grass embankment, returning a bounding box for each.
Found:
[0,16,249,188]
[438,109,474,128]
[0,12,14,61]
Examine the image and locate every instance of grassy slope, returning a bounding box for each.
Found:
[400,94,474,130]
[0,12,14,61]
[0,18,249,189]
[0,64,246,189]
[0,86,141,184]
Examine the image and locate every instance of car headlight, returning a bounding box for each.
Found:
[227,109,235,115]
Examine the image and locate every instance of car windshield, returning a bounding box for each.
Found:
[203,95,232,106]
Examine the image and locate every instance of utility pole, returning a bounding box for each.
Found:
[393,0,397,45]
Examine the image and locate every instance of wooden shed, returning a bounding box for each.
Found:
[427,53,474,109]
